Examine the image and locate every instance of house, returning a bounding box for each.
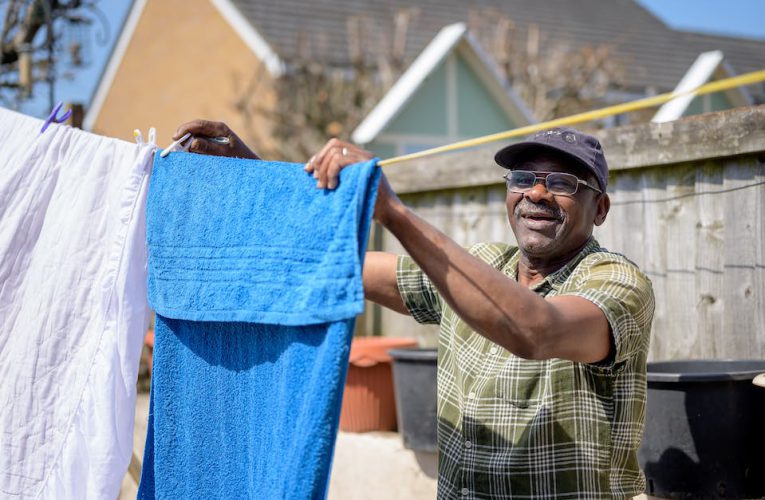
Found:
[85,0,765,152]
[351,23,535,157]
[652,50,753,123]
[84,0,281,150]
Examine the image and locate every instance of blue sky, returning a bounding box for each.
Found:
[8,0,765,118]
[636,0,764,39]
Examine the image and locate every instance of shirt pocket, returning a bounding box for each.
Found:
[494,359,548,408]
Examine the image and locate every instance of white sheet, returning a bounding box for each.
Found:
[0,107,153,499]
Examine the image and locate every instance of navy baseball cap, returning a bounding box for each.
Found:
[494,127,609,192]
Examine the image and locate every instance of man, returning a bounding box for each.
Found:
[174,121,655,499]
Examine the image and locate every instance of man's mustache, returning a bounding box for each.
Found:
[514,199,562,220]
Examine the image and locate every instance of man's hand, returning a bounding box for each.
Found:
[305,138,373,189]
[173,120,260,159]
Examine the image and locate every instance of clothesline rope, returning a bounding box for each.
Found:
[377,68,765,167]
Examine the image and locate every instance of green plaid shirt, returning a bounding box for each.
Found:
[396,238,654,499]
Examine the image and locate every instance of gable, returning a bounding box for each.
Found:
[652,51,753,123]
[455,54,515,137]
[384,60,449,136]
[370,51,518,157]
[683,91,735,116]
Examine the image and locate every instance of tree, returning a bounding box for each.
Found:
[468,9,626,122]
[0,0,105,109]
[233,8,417,162]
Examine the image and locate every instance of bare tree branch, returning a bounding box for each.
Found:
[1,0,99,107]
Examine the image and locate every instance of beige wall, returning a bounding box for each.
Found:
[92,0,277,153]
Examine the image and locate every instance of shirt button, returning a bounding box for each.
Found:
[461,487,470,496]
[464,440,472,449]
[489,346,498,355]
[467,391,476,399]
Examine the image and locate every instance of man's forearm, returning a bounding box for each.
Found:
[362,251,409,315]
[378,197,555,359]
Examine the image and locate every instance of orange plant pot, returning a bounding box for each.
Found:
[339,337,418,432]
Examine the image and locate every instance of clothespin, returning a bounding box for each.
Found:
[159,132,192,158]
[134,127,158,147]
[40,102,72,134]
[159,133,230,158]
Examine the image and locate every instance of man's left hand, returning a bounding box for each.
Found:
[305,138,373,190]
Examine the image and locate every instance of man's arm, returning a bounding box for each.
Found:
[363,251,409,315]
[373,176,611,364]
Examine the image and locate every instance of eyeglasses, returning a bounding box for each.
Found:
[503,170,602,196]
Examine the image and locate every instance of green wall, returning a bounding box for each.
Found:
[684,91,734,117]
[385,61,448,135]
[455,56,514,136]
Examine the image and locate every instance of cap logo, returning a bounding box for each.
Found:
[564,133,576,143]
[535,130,562,140]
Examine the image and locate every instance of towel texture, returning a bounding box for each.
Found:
[140,152,380,499]
[0,106,153,499]
[147,153,379,325]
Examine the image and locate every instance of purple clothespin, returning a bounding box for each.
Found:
[40,102,72,134]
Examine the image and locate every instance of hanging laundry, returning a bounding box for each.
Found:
[0,107,154,498]
[139,152,380,499]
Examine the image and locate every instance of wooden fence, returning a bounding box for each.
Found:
[360,105,765,361]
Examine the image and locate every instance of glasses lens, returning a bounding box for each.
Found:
[507,170,536,192]
[545,173,579,195]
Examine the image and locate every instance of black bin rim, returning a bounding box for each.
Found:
[647,359,765,382]
[389,347,437,362]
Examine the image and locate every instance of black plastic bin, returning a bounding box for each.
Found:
[639,359,765,499]
[389,348,438,452]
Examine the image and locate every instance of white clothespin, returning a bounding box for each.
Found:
[134,127,158,148]
[159,132,192,158]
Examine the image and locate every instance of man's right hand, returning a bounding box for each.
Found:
[173,120,260,159]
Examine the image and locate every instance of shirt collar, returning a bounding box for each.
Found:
[505,238,601,293]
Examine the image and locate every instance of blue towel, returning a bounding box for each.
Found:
[139,152,380,499]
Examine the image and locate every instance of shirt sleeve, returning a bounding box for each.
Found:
[395,254,444,325]
[564,254,655,366]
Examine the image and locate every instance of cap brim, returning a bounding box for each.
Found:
[494,141,591,175]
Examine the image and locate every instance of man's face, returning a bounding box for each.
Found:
[505,152,609,261]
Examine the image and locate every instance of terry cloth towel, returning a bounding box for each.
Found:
[139,152,380,499]
[0,107,154,498]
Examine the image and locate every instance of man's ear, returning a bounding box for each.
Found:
[594,193,610,226]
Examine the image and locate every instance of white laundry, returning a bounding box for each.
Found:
[0,107,153,499]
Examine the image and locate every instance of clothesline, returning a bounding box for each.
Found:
[377,68,765,167]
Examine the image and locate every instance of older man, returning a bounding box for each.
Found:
[174,122,655,499]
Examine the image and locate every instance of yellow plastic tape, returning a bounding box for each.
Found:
[377,68,765,167]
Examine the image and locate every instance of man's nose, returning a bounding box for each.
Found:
[524,182,555,203]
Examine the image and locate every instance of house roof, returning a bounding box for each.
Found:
[652,51,753,123]
[227,0,765,100]
[351,23,535,145]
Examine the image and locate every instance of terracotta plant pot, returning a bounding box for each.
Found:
[339,337,418,432]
